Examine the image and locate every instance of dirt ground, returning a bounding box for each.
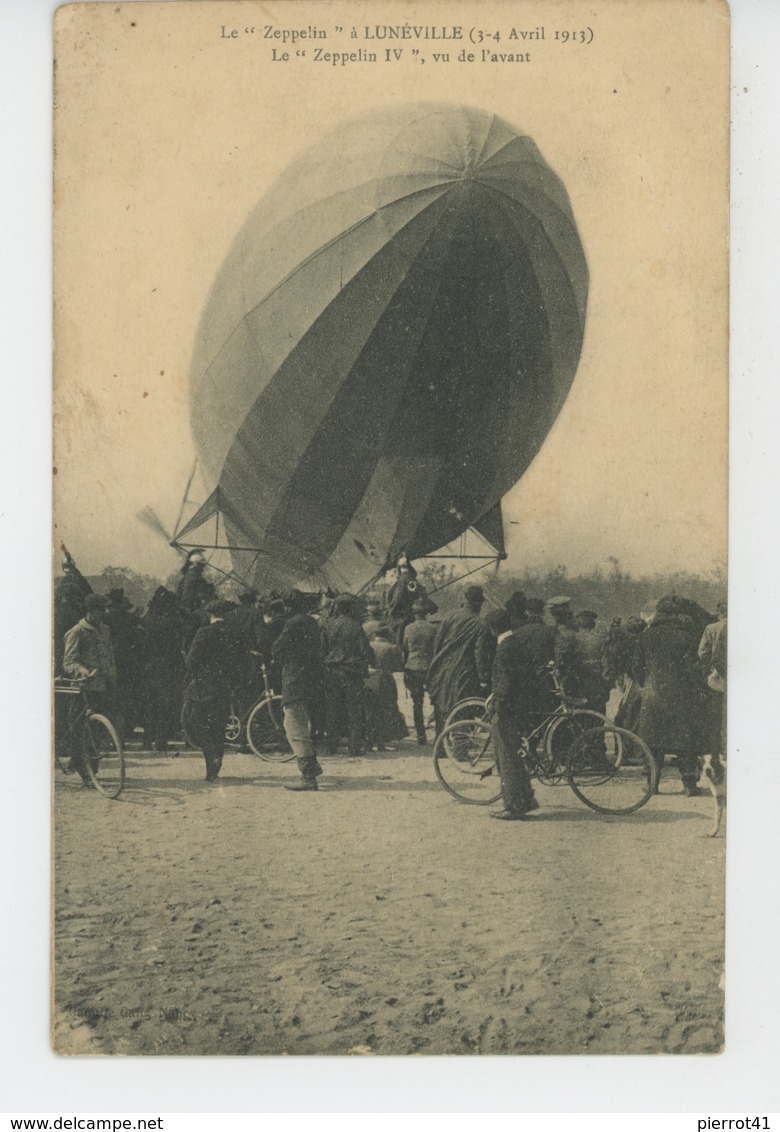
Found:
[53,696,725,1057]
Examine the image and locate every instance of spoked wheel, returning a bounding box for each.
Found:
[433,718,502,805]
[224,713,243,744]
[443,697,488,729]
[543,709,611,783]
[566,724,659,814]
[246,695,294,762]
[83,713,125,799]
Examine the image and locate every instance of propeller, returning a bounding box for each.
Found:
[136,506,185,556]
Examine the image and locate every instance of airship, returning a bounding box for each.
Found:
[178,102,588,592]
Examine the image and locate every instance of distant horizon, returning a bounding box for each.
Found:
[58,546,728,588]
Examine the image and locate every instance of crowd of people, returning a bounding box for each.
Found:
[53,549,727,809]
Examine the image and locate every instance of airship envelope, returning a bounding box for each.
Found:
[187,103,588,591]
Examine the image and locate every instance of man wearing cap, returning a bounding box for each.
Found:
[426,585,494,734]
[63,594,118,706]
[62,594,120,781]
[181,599,237,782]
[321,594,375,757]
[402,598,438,745]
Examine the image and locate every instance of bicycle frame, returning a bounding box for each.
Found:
[54,682,91,764]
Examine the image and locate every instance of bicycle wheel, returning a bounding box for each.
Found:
[224,713,243,744]
[443,697,488,729]
[246,696,294,762]
[543,709,611,782]
[433,718,502,805]
[83,713,125,799]
[566,724,659,815]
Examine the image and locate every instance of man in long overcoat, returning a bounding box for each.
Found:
[141,586,187,752]
[631,597,709,794]
[426,585,494,733]
[484,607,539,820]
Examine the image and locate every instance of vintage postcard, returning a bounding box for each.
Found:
[53,0,729,1055]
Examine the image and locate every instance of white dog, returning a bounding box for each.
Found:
[698,753,726,837]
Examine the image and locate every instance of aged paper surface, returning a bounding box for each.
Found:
[53,0,728,1056]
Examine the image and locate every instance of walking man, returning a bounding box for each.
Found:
[272,590,326,791]
[181,599,235,782]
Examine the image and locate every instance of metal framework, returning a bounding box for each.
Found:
[169,461,506,595]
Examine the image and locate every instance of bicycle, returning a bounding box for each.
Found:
[54,678,125,799]
[244,661,293,762]
[433,663,658,815]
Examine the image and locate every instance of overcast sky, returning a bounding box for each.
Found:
[53,1,728,583]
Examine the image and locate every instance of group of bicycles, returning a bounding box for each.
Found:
[54,660,294,801]
[432,662,659,816]
[56,658,658,816]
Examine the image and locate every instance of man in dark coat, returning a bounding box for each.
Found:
[225,589,261,719]
[272,590,326,791]
[385,554,437,647]
[321,594,375,757]
[141,586,187,752]
[104,588,147,739]
[177,549,216,614]
[181,599,236,782]
[484,607,539,820]
[253,597,287,692]
[511,596,557,722]
[631,596,709,795]
[427,585,494,734]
